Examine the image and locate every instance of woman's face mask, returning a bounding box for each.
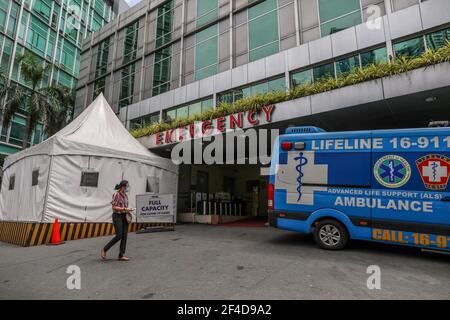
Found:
[125,185,130,193]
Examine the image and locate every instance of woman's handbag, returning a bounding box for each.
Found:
[126,212,133,224]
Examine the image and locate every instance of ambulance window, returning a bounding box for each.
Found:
[32,170,39,186]
[80,172,99,187]
[9,175,15,190]
[146,176,160,193]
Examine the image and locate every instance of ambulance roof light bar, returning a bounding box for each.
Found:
[285,126,326,134]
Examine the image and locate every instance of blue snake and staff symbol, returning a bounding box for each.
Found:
[294,152,308,201]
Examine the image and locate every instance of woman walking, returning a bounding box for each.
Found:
[101,180,133,261]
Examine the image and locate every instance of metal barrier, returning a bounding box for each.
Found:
[197,201,245,216]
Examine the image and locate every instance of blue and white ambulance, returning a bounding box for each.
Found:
[268,126,450,251]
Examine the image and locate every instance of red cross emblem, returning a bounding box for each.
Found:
[415,154,450,190]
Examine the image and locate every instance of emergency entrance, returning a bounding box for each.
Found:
[176,164,269,224]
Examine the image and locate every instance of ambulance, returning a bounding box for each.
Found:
[268,126,450,251]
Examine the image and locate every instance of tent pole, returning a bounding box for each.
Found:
[41,155,54,223]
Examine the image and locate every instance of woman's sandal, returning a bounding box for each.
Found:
[118,256,130,261]
[101,249,107,260]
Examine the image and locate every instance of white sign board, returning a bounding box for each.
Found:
[136,194,174,218]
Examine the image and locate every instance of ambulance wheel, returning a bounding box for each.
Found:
[314,219,349,250]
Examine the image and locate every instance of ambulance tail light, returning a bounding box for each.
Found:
[268,183,274,210]
[281,142,293,150]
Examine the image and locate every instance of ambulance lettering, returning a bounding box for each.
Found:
[334,196,433,213]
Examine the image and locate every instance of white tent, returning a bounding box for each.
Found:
[0,93,178,223]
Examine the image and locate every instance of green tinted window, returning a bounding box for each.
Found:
[131,112,160,129]
[318,0,360,22]
[292,69,313,87]
[33,0,52,23]
[313,63,335,81]
[189,102,202,116]
[360,47,387,67]
[195,24,218,81]
[61,40,76,73]
[335,55,360,76]
[197,0,218,27]
[96,37,110,77]
[9,116,26,146]
[426,28,450,51]
[218,76,284,104]
[156,0,174,48]
[123,21,139,64]
[201,98,214,112]
[6,2,19,37]
[393,37,425,58]
[152,47,172,96]
[27,16,48,56]
[0,36,13,74]
[163,97,214,121]
[319,0,361,36]
[321,11,361,36]
[248,0,277,20]
[93,76,106,99]
[248,0,279,62]
[0,1,7,32]
[119,63,136,108]
[268,77,286,92]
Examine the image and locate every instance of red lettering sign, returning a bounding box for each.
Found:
[229,113,242,129]
[261,105,274,122]
[156,132,163,145]
[202,120,212,135]
[217,117,226,132]
[247,111,259,125]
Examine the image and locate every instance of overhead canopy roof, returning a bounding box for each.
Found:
[4,93,177,173]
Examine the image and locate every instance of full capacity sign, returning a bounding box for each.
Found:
[136,194,174,217]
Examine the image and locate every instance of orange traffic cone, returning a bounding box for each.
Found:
[47,218,65,245]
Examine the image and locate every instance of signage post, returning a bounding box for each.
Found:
[135,194,175,233]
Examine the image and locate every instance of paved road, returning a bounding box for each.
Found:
[0,224,449,299]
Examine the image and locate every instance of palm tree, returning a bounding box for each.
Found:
[0,72,24,129]
[1,51,74,149]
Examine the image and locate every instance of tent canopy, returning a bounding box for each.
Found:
[3,93,176,173]
[1,93,178,223]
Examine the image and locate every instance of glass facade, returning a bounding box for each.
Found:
[152,1,174,96]
[393,36,425,58]
[195,24,218,81]
[197,0,218,27]
[152,47,172,96]
[218,77,285,105]
[394,26,450,59]
[119,63,136,108]
[130,112,160,130]
[0,0,116,154]
[291,47,388,86]
[426,27,450,51]
[318,0,362,37]
[95,36,110,78]
[123,20,139,64]
[156,0,174,48]
[163,97,214,122]
[248,0,279,62]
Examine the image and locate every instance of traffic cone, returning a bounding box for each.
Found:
[47,218,65,245]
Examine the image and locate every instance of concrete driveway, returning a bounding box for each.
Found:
[0,224,449,299]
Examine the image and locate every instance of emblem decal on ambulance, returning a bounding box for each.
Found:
[374,155,411,188]
[415,154,450,191]
[294,152,308,201]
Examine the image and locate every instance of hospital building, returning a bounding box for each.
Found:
[74,0,450,223]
